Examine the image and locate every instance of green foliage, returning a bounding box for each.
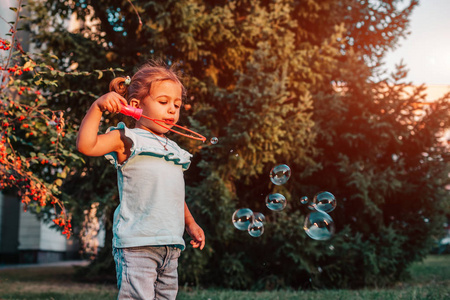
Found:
[307,57,450,288]
[24,0,450,291]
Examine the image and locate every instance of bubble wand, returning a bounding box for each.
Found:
[120,105,206,142]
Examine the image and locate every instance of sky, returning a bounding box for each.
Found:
[383,0,450,86]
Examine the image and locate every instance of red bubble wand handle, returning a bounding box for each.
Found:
[120,105,143,120]
[119,105,206,142]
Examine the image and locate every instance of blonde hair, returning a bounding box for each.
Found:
[109,60,185,102]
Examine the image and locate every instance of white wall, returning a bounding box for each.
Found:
[0,0,17,37]
[17,205,68,252]
[17,206,41,250]
[39,219,67,252]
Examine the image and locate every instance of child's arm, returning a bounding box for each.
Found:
[77,92,129,157]
[184,202,205,250]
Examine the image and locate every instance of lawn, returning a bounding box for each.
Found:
[0,255,449,300]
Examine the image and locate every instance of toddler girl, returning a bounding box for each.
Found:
[77,61,205,299]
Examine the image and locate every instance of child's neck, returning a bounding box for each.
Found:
[136,124,165,137]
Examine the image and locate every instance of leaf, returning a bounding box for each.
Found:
[96,70,103,79]
[23,61,33,70]
[58,170,67,179]
[9,7,18,12]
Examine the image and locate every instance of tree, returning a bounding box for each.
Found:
[0,2,79,238]
[0,0,124,248]
[15,0,449,289]
[307,55,450,287]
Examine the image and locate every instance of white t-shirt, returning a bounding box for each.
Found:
[105,122,192,250]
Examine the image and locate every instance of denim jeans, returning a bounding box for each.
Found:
[113,246,181,300]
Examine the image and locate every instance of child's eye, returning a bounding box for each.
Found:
[174,104,181,109]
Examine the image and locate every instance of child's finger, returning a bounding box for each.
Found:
[104,103,114,113]
[108,92,127,109]
[199,238,205,250]
[191,230,205,250]
[112,91,127,105]
[109,96,126,112]
[113,99,124,112]
[198,234,205,250]
[117,95,128,106]
[112,102,121,113]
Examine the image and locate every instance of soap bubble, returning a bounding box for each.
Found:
[232,208,254,231]
[253,212,266,223]
[304,211,335,240]
[270,164,291,185]
[248,220,264,237]
[312,191,337,213]
[265,193,287,211]
[300,196,309,205]
[210,137,218,144]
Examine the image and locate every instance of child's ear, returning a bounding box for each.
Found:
[130,98,140,108]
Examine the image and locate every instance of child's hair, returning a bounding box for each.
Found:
[109,60,186,102]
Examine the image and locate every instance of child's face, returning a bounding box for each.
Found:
[136,80,182,135]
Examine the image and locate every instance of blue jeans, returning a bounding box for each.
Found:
[113,246,181,300]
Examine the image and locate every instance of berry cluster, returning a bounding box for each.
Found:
[0,38,11,51]
[0,64,32,76]
[1,136,72,239]
[53,215,72,238]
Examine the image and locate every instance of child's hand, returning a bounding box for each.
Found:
[186,222,205,250]
[95,92,128,114]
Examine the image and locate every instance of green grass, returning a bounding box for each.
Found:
[0,255,449,300]
[408,255,450,282]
